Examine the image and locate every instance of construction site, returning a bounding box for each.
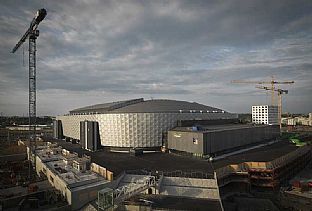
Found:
[1,4,311,211]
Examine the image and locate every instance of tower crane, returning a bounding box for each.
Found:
[231,76,294,106]
[256,86,288,129]
[11,9,47,179]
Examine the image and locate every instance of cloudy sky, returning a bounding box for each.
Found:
[0,0,311,116]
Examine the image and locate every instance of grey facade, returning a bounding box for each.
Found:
[80,121,100,151]
[168,125,280,155]
[57,99,237,148]
[53,120,63,139]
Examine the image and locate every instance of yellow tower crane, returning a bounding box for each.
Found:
[256,86,288,129]
[231,76,294,106]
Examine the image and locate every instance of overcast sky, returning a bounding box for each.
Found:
[0,0,311,116]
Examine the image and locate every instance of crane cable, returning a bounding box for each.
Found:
[22,45,26,67]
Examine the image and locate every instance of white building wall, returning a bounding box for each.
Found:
[57,112,237,148]
[252,105,278,125]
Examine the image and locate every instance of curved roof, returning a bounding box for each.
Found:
[69,98,225,114]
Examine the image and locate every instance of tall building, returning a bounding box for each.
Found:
[252,105,278,125]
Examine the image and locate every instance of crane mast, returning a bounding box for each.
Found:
[11,9,47,180]
[256,86,288,129]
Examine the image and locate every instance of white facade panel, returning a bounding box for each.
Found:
[57,112,237,148]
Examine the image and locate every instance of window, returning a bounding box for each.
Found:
[193,138,198,145]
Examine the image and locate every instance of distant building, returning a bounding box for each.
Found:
[281,113,312,126]
[252,105,278,125]
[287,118,297,126]
[6,125,50,131]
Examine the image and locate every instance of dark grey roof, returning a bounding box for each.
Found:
[70,98,224,114]
[69,98,144,114]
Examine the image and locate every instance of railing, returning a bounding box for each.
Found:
[125,169,215,179]
[98,175,156,210]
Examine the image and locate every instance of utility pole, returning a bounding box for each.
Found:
[11,9,47,180]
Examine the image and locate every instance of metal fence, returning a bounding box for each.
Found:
[125,169,215,179]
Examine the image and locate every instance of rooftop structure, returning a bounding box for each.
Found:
[33,143,110,210]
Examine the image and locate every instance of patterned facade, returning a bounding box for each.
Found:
[57,112,237,148]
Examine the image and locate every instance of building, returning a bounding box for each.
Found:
[168,124,280,157]
[57,139,311,210]
[55,98,237,150]
[252,105,278,125]
[33,143,111,210]
[281,113,312,126]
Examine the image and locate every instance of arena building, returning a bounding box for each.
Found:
[55,98,237,149]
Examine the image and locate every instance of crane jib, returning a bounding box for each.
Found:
[11,8,46,53]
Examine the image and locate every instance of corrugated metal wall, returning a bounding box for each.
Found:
[168,125,280,155]
[203,125,279,155]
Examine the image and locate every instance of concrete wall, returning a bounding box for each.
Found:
[35,157,109,210]
[71,182,108,210]
[90,163,114,181]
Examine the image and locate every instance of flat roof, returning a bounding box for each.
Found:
[36,145,107,188]
[212,140,299,169]
[45,160,101,186]
[171,124,276,133]
[52,139,300,177]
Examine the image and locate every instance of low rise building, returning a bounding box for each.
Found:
[33,143,110,210]
[281,114,312,126]
[168,124,280,157]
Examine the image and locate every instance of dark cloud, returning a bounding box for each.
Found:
[0,0,311,115]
